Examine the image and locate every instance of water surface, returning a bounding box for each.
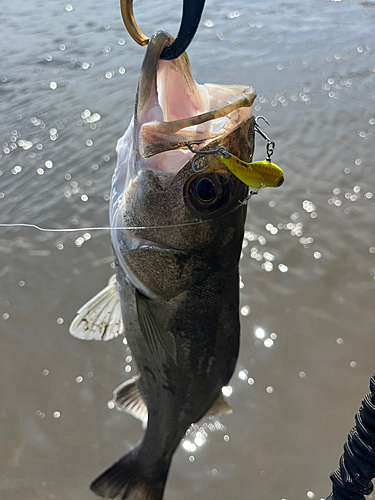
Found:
[1,0,375,499]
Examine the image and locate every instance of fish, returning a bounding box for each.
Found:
[70,30,257,500]
[220,155,284,189]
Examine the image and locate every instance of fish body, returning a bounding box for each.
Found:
[73,31,257,500]
[220,155,284,189]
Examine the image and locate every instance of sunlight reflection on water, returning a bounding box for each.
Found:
[1,0,375,499]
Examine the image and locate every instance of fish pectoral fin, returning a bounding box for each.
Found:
[69,274,124,341]
[203,394,233,418]
[136,290,177,363]
[113,375,148,427]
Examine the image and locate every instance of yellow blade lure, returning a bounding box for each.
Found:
[220,154,284,189]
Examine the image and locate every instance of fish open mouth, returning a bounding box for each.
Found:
[135,31,256,173]
[110,31,255,299]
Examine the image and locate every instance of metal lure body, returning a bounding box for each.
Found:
[220,154,284,189]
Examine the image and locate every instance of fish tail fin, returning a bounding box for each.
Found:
[90,449,167,500]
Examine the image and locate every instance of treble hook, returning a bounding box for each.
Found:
[188,142,260,205]
[254,116,271,141]
[254,116,275,162]
[188,142,230,173]
[120,0,206,60]
[240,188,260,206]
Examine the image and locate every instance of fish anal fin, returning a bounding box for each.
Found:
[136,291,177,363]
[69,274,124,341]
[203,393,233,419]
[113,375,148,427]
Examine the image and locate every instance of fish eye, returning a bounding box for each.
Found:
[185,173,230,213]
[195,178,216,202]
[278,176,284,186]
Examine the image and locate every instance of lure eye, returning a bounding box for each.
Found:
[277,176,284,187]
[185,173,230,213]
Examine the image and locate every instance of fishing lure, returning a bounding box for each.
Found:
[220,154,284,189]
[189,115,284,190]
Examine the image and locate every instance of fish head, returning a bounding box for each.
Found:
[111,31,256,300]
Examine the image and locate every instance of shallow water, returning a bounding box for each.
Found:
[1,0,375,499]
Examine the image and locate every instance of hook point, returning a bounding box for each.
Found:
[255,115,270,127]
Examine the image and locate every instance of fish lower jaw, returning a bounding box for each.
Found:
[135,34,255,164]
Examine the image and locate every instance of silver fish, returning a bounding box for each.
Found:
[70,30,256,500]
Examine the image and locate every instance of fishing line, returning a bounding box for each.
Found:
[0,220,227,233]
[0,194,257,234]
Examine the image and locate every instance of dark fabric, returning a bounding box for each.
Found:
[327,375,375,500]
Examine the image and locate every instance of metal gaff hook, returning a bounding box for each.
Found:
[120,0,206,60]
[254,116,275,162]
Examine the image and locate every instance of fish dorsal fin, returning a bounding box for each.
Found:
[135,290,177,363]
[69,274,124,341]
[203,394,233,419]
[113,375,148,427]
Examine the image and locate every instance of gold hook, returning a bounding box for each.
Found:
[120,0,206,59]
[120,0,149,46]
